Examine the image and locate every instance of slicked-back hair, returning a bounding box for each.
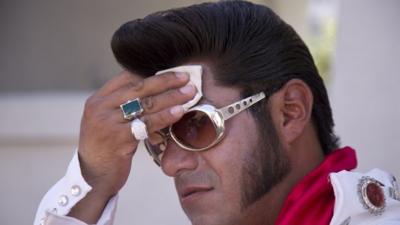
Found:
[111,0,339,154]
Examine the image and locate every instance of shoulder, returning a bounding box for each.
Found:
[329,168,400,225]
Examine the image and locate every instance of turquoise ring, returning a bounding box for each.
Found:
[120,98,144,120]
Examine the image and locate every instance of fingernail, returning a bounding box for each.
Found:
[176,72,189,81]
[179,85,195,94]
[170,105,184,116]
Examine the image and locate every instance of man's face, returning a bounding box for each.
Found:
[160,64,289,225]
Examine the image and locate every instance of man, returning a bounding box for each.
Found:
[34,1,400,225]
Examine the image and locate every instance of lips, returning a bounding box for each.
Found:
[180,186,214,201]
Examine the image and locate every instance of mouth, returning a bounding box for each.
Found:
[180,186,214,202]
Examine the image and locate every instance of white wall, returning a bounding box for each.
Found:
[330,0,400,177]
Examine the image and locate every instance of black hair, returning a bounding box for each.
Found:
[111,0,339,154]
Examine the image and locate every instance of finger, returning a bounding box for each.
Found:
[141,105,185,133]
[132,84,196,114]
[97,70,142,97]
[109,72,190,106]
[148,132,166,145]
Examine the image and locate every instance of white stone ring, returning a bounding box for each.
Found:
[120,98,144,120]
[131,118,148,140]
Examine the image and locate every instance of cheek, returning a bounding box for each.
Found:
[202,113,259,202]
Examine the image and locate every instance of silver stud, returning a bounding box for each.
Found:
[71,185,81,197]
[389,176,400,201]
[159,143,166,151]
[58,195,69,207]
[159,152,164,161]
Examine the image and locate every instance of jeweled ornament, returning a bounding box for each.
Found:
[358,176,386,216]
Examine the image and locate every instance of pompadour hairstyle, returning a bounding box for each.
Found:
[111,0,339,154]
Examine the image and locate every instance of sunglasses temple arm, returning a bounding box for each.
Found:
[218,92,266,120]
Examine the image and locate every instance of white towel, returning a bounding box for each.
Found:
[156,65,203,111]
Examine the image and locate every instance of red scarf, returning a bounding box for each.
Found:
[275,147,357,225]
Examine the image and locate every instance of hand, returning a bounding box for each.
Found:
[68,70,196,223]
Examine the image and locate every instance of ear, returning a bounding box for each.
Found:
[269,79,314,146]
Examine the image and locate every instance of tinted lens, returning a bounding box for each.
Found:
[171,110,217,149]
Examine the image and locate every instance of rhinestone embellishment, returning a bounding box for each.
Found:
[358,176,386,215]
[389,176,400,201]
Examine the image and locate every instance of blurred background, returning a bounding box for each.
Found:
[0,0,399,224]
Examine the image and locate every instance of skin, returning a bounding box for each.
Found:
[68,70,197,222]
[161,64,325,225]
[68,62,325,225]
[161,65,260,225]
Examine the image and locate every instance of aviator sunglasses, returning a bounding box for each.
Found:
[144,92,266,166]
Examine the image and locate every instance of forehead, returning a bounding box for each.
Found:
[191,62,241,107]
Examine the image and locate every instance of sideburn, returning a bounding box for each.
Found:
[240,101,291,209]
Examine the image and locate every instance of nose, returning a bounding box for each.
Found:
[161,141,198,177]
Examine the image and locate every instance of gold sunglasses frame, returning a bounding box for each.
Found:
[145,92,266,165]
